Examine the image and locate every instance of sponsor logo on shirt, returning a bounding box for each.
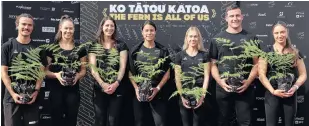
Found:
[13,50,18,54]
[183,57,187,61]
[154,49,160,55]
[44,91,50,99]
[240,38,246,43]
[29,121,38,124]
[74,18,79,25]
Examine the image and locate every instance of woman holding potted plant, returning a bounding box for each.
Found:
[258,21,307,126]
[174,26,210,126]
[128,20,171,126]
[45,15,87,126]
[88,16,128,126]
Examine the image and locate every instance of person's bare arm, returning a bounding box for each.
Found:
[88,53,108,89]
[1,66,15,96]
[211,59,231,92]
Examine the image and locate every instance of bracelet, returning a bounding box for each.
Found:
[34,89,40,92]
[293,85,299,90]
[116,79,121,84]
[156,86,161,91]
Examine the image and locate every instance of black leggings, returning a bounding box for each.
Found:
[3,101,39,126]
[179,96,213,126]
[264,91,297,126]
[133,95,167,126]
[216,85,254,126]
[93,88,123,126]
[50,83,80,126]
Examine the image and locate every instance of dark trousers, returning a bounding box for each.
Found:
[216,85,254,126]
[3,101,39,126]
[50,83,80,126]
[133,96,167,126]
[93,88,123,126]
[179,96,213,126]
[264,91,297,126]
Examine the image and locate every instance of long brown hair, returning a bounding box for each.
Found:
[272,21,299,65]
[95,16,117,43]
[54,15,74,43]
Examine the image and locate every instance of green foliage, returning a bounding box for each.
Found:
[170,63,208,101]
[266,52,295,81]
[89,43,120,84]
[42,42,92,70]
[170,87,206,100]
[130,51,168,84]
[9,47,45,87]
[214,37,256,79]
[238,39,296,81]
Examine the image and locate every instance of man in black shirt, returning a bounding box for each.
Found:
[1,13,47,126]
[209,5,258,126]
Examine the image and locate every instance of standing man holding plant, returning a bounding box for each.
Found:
[1,13,47,126]
[209,4,258,126]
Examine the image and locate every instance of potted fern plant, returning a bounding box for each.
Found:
[130,51,168,102]
[170,63,207,107]
[42,42,91,86]
[88,42,120,91]
[263,51,296,92]
[9,47,45,103]
[213,37,255,92]
[237,39,296,92]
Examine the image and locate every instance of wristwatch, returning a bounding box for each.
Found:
[293,85,299,90]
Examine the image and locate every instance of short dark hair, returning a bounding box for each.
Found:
[142,20,156,31]
[225,4,241,16]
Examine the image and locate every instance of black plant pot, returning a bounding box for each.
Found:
[15,80,34,104]
[277,73,295,92]
[61,67,76,86]
[226,76,244,92]
[19,93,32,104]
[138,80,152,102]
[183,94,197,108]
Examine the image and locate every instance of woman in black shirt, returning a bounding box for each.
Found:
[88,16,128,126]
[174,26,210,126]
[45,15,87,126]
[128,20,171,126]
[258,21,307,126]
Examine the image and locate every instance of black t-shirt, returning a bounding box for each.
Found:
[209,30,258,78]
[175,50,209,88]
[95,41,128,72]
[1,38,47,102]
[135,45,163,86]
[91,40,129,93]
[46,42,87,86]
[262,45,303,88]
